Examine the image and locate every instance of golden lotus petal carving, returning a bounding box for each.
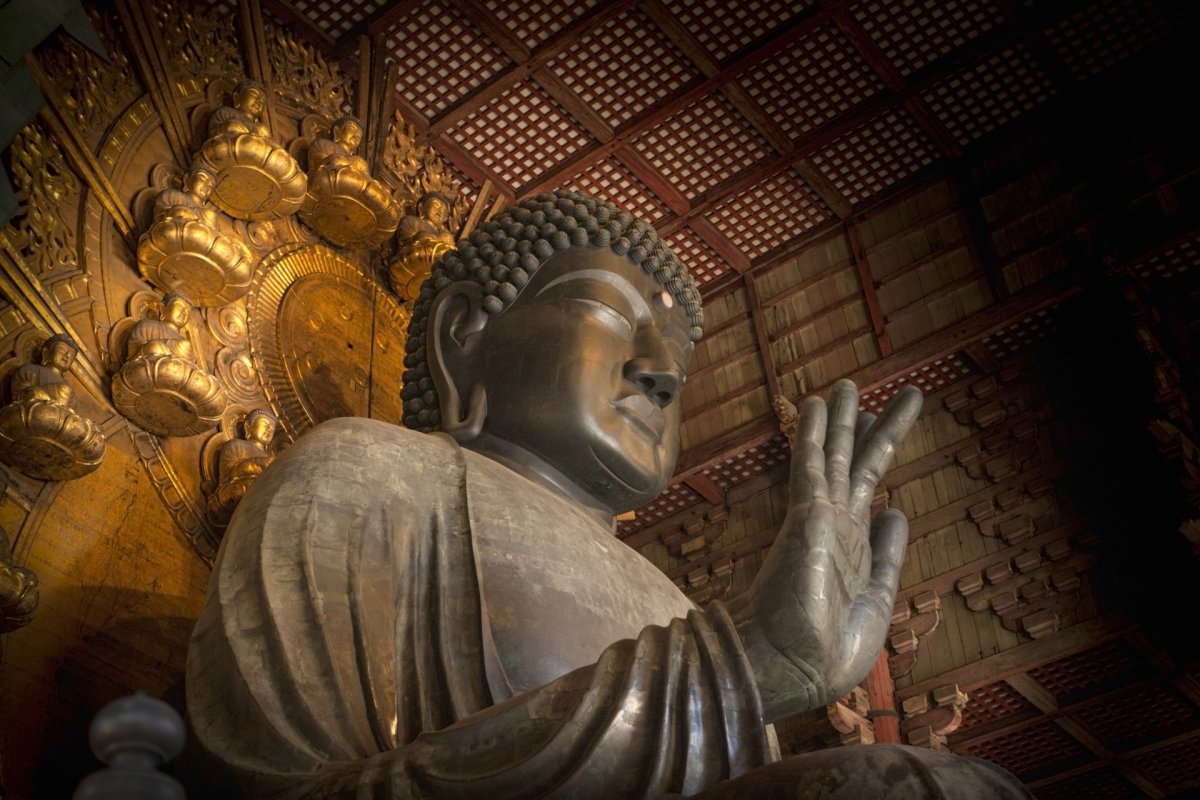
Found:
[300,165,401,247]
[137,218,254,306]
[111,356,228,437]
[198,133,307,221]
[0,400,105,481]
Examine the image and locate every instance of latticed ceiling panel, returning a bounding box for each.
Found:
[982,308,1061,361]
[922,45,1057,147]
[566,157,671,225]
[1045,0,1171,82]
[666,227,736,287]
[1033,766,1144,800]
[449,80,593,190]
[1027,640,1154,704]
[287,0,387,38]
[549,7,701,129]
[743,23,883,142]
[809,109,938,209]
[702,434,790,491]
[860,356,972,415]
[617,481,704,537]
[707,169,832,261]
[850,0,1005,78]
[1072,683,1200,750]
[668,0,813,63]
[631,93,773,201]
[1132,231,1199,281]
[1128,736,1200,794]
[382,1,513,117]
[482,0,599,52]
[955,718,1092,778]
[956,680,1039,733]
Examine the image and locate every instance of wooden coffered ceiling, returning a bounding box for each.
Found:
[230,0,1197,796]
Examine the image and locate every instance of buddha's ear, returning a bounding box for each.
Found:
[428,281,489,442]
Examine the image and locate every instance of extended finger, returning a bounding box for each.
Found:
[854,410,877,451]
[837,509,909,687]
[824,379,860,505]
[848,385,923,521]
[790,395,829,507]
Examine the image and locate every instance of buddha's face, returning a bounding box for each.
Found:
[421,196,448,226]
[238,87,265,117]
[457,248,693,513]
[164,298,191,328]
[247,415,276,445]
[335,120,362,150]
[188,170,215,199]
[45,341,76,372]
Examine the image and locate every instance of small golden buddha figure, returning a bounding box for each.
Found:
[1,527,38,634]
[197,79,306,221]
[206,409,277,528]
[388,190,456,301]
[299,115,401,247]
[0,334,106,481]
[137,167,253,306]
[111,293,228,437]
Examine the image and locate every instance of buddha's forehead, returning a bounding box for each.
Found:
[519,247,689,327]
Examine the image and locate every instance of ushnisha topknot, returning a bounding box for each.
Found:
[400,188,704,431]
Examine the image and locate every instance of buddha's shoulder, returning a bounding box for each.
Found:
[286,417,457,465]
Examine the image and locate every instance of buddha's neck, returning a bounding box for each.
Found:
[463,434,617,532]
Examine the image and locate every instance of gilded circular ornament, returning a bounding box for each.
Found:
[0,400,105,480]
[198,133,307,221]
[137,219,253,306]
[299,165,401,247]
[247,245,409,439]
[111,356,228,437]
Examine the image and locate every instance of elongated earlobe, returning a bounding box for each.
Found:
[428,281,490,442]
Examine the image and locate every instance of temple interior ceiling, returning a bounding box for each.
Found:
[1,0,1199,797]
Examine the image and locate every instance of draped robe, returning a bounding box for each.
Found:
[186,417,1032,799]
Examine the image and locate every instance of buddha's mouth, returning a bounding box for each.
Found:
[612,394,665,441]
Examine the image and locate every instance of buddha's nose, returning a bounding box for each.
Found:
[624,356,683,408]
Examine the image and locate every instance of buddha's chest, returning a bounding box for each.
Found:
[471,496,695,695]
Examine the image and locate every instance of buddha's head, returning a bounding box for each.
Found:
[161,292,192,329]
[331,116,363,151]
[402,189,703,516]
[244,409,277,446]
[186,167,217,200]
[417,192,450,227]
[233,80,266,118]
[41,334,78,373]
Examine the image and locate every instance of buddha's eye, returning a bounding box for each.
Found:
[574,298,634,338]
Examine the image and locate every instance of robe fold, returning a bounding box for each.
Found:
[186,418,771,798]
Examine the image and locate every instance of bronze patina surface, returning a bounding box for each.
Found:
[185,190,1032,798]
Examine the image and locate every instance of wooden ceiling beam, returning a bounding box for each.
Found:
[672,272,1084,481]
[519,6,833,196]
[689,219,750,273]
[847,220,892,357]
[743,272,783,401]
[432,134,516,200]
[683,474,726,507]
[616,146,690,215]
[1024,727,1200,793]
[361,0,431,39]
[416,0,640,141]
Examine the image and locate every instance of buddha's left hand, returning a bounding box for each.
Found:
[723,379,922,722]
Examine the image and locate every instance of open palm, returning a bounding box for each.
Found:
[724,379,923,722]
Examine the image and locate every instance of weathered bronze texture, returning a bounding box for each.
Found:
[111,293,227,437]
[205,409,276,528]
[137,167,254,306]
[196,80,307,221]
[0,334,105,480]
[0,527,38,633]
[388,190,455,300]
[299,116,401,247]
[187,190,1030,798]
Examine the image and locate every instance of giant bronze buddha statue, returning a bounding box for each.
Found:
[186,190,1030,798]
